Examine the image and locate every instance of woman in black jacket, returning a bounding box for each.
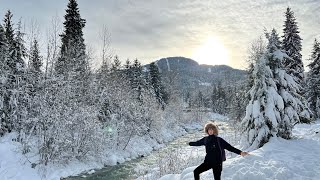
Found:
[188,122,248,180]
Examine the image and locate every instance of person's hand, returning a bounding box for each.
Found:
[240,151,249,156]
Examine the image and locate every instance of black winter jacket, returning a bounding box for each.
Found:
[189,135,241,165]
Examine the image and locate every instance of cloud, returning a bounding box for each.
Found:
[1,0,319,69]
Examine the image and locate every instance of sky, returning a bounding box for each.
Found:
[1,0,320,70]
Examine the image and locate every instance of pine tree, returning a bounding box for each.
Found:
[1,11,27,135]
[125,58,131,69]
[27,38,43,96]
[3,11,14,53]
[29,39,42,73]
[306,39,320,119]
[111,55,121,72]
[241,51,282,149]
[0,24,9,136]
[13,19,27,73]
[242,29,307,149]
[124,58,132,80]
[282,7,304,83]
[149,62,168,109]
[3,11,25,74]
[266,29,306,138]
[229,86,247,123]
[55,0,88,77]
[130,59,145,103]
[0,25,7,69]
[282,7,311,123]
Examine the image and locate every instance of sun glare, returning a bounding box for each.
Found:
[192,36,230,66]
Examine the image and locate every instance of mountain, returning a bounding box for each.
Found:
[146,56,247,91]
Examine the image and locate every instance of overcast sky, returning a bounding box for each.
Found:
[1,0,320,69]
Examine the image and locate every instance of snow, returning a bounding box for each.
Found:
[2,114,319,180]
[199,82,211,86]
[0,133,39,180]
[159,120,320,180]
[273,49,290,60]
[165,58,171,71]
[0,112,226,180]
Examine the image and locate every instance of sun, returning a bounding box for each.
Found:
[191,36,230,66]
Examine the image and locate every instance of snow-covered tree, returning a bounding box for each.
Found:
[29,39,42,74]
[210,82,228,114]
[0,24,9,136]
[54,0,91,104]
[282,7,304,84]
[228,86,247,123]
[241,49,283,149]
[111,55,121,72]
[1,12,28,137]
[148,62,168,109]
[242,29,308,149]
[246,36,266,90]
[267,29,310,137]
[130,58,146,103]
[3,11,14,58]
[306,39,320,119]
[282,8,311,123]
[55,0,88,78]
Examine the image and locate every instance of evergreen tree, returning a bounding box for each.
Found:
[266,29,305,138]
[3,11,26,75]
[111,55,121,72]
[99,54,111,77]
[27,38,43,97]
[216,82,227,114]
[130,58,145,103]
[246,37,266,93]
[3,11,14,54]
[54,0,91,104]
[29,39,42,73]
[210,85,218,112]
[55,0,88,77]
[282,7,311,123]
[229,86,247,123]
[241,51,282,149]
[13,19,27,73]
[282,7,304,84]
[306,39,320,119]
[0,25,9,136]
[125,58,131,69]
[1,11,27,135]
[124,58,132,80]
[0,25,8,71]
[242,29,307,149]
[148,62,168,109]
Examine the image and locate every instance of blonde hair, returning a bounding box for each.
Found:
[204,122,218,135]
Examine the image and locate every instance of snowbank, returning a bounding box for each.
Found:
[0,112,228,180]
[159,121,320,180]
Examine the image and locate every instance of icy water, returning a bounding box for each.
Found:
[65,121,236,180]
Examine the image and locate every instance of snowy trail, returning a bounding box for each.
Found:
[159,121,320,180]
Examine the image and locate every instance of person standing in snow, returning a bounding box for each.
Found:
[188,122,248,180]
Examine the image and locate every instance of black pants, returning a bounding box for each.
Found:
[193,162,222,180]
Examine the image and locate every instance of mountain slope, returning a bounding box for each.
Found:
[146,57,247,89]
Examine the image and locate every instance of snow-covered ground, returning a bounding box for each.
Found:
[0,113,224,180]
[159,121,320,180]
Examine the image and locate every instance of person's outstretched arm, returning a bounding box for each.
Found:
[219,138,248,156]
[188,137,205,146]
